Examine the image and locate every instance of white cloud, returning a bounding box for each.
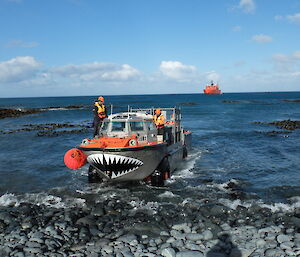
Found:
[239,0,256,14]
[206,72,220,82]
[232,25,242,32]
[272,51,300,72]
[293,51,300,59]
[5,40,39,48]
[0,56,41,83]
[159,61,197,81]
[0,57,223,96]
[275,13,300,25]
[287,13,300,25]
[52,62,141,82]
[252,34,273,43]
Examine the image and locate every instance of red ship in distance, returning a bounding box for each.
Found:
[203,81,222,95]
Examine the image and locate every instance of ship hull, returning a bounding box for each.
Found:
[203,89,222,95]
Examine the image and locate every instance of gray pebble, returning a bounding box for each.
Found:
[277,234,291,243]
[186,233,203,241]
[172,223,191,233]
[161,247,176,257]
[117,234,137,244]
[264,248,285,257]
[176,251,204,257]
[122,250,134,257]
[255,239,266,248]
[284,250,297,256]
[280,241,294,250]
[202,230,213,241]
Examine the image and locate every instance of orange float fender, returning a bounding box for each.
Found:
[64,148,87,169]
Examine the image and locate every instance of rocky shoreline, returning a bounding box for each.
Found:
[0,195,299,257]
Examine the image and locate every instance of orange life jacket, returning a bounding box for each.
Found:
[95,102,106,118]
[153,113,165,128]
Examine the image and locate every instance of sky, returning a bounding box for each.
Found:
[0,0,300,97]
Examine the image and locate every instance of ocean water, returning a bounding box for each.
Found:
[0,92,300,211]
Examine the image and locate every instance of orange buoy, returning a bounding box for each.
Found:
[64,148,87,169]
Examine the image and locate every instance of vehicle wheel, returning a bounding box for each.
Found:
[183,146,188,159]
[88,165,103,183]
[151,170,164,187]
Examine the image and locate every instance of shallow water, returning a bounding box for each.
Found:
[0,92,300,211]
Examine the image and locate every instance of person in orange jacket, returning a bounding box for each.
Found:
[93,96,107,137]
[153,108,165,135]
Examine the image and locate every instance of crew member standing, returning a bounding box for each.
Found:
[153,108,165,136]
[93,96,107,137]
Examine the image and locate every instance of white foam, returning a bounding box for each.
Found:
[218,196,300,213]
[129,200,159,214]
[172,149,203,179]
[219,198,252,210]
[259,197,300,212]
[0,193,18,207]
[210,179,241,192]
[0,193,86,209]
[158,191,179,198]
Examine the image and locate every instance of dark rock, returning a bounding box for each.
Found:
[178,102,198,106]
[0,108,41,119]
[283,99,300,103]
[223,100,241,103]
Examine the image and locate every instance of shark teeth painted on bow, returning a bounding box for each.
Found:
[87,154,143,179]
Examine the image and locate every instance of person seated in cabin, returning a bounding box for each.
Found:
[153,108,165,136]
[93,96,107,137]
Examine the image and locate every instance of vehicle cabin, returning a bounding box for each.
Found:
[98,107,183,145]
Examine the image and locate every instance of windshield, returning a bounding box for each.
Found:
[130,122,144,131]
[111,122,126,132]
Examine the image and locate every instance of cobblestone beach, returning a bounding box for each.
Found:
[0,194,299,257]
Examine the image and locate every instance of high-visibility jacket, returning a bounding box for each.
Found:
[153,114,165,128]
[95,102,107,118]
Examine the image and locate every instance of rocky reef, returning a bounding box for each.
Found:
[0,105,89,119]
[0,108,41,119]
[0,122,92,137]
[253,120,300,131]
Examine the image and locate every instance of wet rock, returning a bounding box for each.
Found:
[117,234,137,244]
[176,250,204,257]
[277,234,291,243]
[178,102,198,106]
[283,99,300,103]
[172,223,191,233]
[223,100,241,103]
[255,239,266,248]
[91,204,105,216]
[185,233,203,241]
[202,230,213,241]
[0,108,41,119]
[264,248,285,257]
[161,247,176,257]
[254,119,300,130]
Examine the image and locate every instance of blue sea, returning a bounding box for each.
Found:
[0,92,300,211]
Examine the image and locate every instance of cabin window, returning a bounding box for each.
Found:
[111,122,126,132]
[147,121,156,131]
[130,122,144,131]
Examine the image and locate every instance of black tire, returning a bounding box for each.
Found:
[150,170,164,187]
[88,165,103,183]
